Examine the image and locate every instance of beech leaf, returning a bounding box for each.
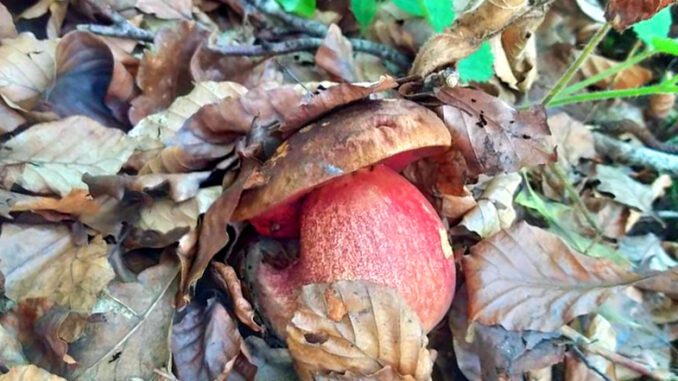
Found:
[286,281,433,381]
[0,116,134,196]
[436,86,555,177]
[459,173,521,237]
[0,224,114,312]
[136,0,192,19]
[464,222,678,332]
[170,297,246,381]
[83,171,211,203]
[0,365,66,381]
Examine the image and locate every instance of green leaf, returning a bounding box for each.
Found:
[275,0,316,17]
[392,0,425,16]
[351,0,378,31]
[651,37,678,56]
[633,6,672,45]
[457,41,494,83]
[419,0,454,32]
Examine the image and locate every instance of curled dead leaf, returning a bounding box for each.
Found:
[7,189,100,217]
[436,86,555,177]
[315,24,356,82]
[83,171,211,203]
[211,262,263,332]
[459,173,521,237]
[286,281,433,381]
[171,297,248,381]
[605,0,676,30]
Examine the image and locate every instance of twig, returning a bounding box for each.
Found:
[560,326,676,381]
[77,2,154,42]
[548,163,602,235]
[240,0,411,71]
[599,119,678,154]
[543,23,611,105]
[209,37,411,71]
[594,132,678,175]
[570,345,614,381]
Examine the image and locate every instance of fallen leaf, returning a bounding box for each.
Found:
[449,286,565,381]
[0,324,28,369]
[605,0,675,30]
[460,173,521,238]
[436,86,555,177]
[83,171,210,202]
[0,224,114,312]
[315,24,357,82]
[211,262,263,332]
[0,33,57,110]
[171,297,246,381]
[189,43,264,85]
[287,281,433,381]
[564,315,617,381]
[619,234,678,271]
[279,76,398,137]
[129,21,209,124]
[136,186,220,233]
[0,365,66,381]
[580,53,653,90]
[245,336,297,381]
[65,254,178,380]
[0,99,25,135]
[138,143,236,174]
[593,165,655,212]
[464,222,643,331]
[7,189,100,217]
[41,31,123,128]
[136,0,192,19]
[0,116,135,196]
[0,3,17,39]
[548,112,596,165]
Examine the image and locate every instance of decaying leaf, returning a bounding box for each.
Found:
[605,0,676,30]
[83,171,210,203]
[6,189,100,217]
[315,24,357,82]
[129,21,208,124]
[0,365,66,381]
[593,165,656,212]
[171,297,247,381]
[0,3,17,39]
[0,324,28,369]
[0,224,114,312]
[138,143,235,174]
[287,281,433,381]
[0,33,57,110]
[65,255,178,380]
[136,186,220,233]
[0,116,134,196]
[0,99,25,135]
[436,86,555,177]
[464,221,649,331]
[564,315,617,381]
[580,53,653,90]
[460,173,521,238]
[245,336,297,381]
[136,0,192,19]
[548,112,596,165]
[212,262,263,332]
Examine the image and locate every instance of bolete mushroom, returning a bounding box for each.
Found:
[235,99,456,335]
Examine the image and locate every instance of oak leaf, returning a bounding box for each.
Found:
[287,281,433,381]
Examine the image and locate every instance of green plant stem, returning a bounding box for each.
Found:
[558,49,656,97]
[548,83,678,107]
[548,163,602,236]
[542,23,611,105]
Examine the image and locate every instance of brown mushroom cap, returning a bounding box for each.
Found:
[233,98,451,222]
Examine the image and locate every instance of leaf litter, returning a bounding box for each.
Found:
[0,1,677,380]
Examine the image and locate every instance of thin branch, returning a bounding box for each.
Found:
[548,163,602,236]
[598,119,678,154]
[560,326,676,381]
[569,345,613,381]
[77,1,154,42]
[543,23,611,105]
[548,83,678,107]
[594,132,678,175]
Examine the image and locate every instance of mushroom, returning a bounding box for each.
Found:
[235,99,456,335]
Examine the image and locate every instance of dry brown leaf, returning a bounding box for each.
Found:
[170,297,247,381]
[84,171,210,202]
[593,165,656,212]
[605,0,676,30]
[0,3,17,39]
[138,143,235,174]
[0,365,66,381]
[0,224,114,312]
[548,112,596,165]
[136,0,192,19]
[580,54,653,90]
[411,0,529,76]
[189,43,264,85]
[136,186,220,233]
[287,281,433,381]
[212,262,263,332]
[564,315,617,381]
[0,116,134,196]
[129,21,208,124]
[315,24,357,82]
[436,86,555,177]
[65,254,178,380]
[8,189,100,217]
[20,0,68,39]
[0,99,25,135]
[279,76,398,137]
[463,222,678,332]
[181,160,255,304]
[0,33,57,110]
[459,173,521,238]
